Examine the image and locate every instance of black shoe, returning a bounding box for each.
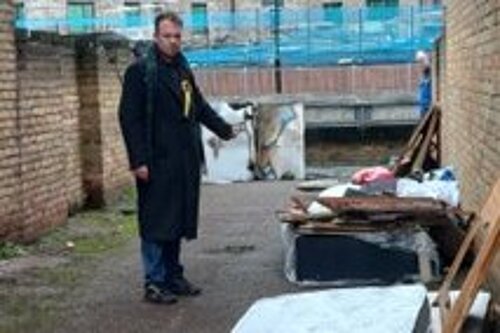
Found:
[144,284,178,304]
[166,277,202,297]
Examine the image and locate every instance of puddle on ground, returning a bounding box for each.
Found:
[204,244,256,255]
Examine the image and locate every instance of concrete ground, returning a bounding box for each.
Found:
[49,181,300,333]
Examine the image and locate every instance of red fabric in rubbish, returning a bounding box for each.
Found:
[352,167,394,185]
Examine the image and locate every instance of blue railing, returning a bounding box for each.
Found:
[15,5,443,67]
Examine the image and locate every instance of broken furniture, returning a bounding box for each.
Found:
[278,196,454,286]
[282,224,439,286]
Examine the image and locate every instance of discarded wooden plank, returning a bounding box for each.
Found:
[479,179,500,227]
[293,216,451,234]
[317,196,449,215]
[297,222,388,234]
[434,216,500,333]
[392,107,433,176]
[435,221,482,324]
[445,217,499,333]
[477,178,500,301]
[278,208,452,227]
[405,105,436,154]
[412,107,439,173]
[392,106,441,177]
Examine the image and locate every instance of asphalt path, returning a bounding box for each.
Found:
[50,182,300,333]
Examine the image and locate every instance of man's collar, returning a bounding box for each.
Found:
[153,44,182,65]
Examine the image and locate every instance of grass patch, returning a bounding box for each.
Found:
[31,187,138,257]
[0,186,138,333]
[0,293,60,333]
[0,242,28,260]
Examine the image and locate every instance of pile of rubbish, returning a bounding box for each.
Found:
[276,106,469,288]
[280,106,462,236]
[281,166,460,233]
[235,106,499,333]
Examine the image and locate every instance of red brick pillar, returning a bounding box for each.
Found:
[0,0,21,240]
[75,37,132,208]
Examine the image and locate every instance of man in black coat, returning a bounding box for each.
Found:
[119,11,235,304]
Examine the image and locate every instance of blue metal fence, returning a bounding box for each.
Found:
[15,5,443,68]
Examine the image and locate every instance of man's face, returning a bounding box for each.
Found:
[154,19,182,58]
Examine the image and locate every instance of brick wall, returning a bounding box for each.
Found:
[75,38,104,207]
[0,31,134,241]
[16,41,69,241]
[61,47,85,212]
[442,0,500,298]
[442,0,500,212]
[0,1,20,240]
[0,29,86,242]
[97,47,133,203]
[74,37,132,207]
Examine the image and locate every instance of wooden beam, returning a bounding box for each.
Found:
[442,217,500,333]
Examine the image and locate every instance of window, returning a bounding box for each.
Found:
[323,2,342,23]
[366,0,398,7]
[191,3,208,34]
[366,0,398,20]
[262,0,284,7]
[67,2,94,33]
[419,0,441,5]
[15,3,24,21]
[124,2,141,26]
[67,2,94,19]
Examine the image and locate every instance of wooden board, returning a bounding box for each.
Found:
[435,216,500,333]
[392,106,440,177]
[477,178,500,302]
[480,179,500,225]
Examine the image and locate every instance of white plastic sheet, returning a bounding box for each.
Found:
[306,183,361,218]
[397,178,460,207]
[202,101,254,183]
[232,285,430,333]
[254,103,305,180]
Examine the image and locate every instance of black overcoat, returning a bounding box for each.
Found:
[119,48,232,242]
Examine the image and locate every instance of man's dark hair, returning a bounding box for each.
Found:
[155,11,183,32]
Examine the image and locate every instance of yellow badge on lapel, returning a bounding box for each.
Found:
[181,79,193,118]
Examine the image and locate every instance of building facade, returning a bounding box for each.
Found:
[14,0,441,22]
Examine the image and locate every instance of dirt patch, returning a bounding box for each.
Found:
[0,255,69,279]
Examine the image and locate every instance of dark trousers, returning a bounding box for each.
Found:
[141,238,184,288]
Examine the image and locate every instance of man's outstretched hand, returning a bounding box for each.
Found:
[133,165,149,182]
[230,123,245,139]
